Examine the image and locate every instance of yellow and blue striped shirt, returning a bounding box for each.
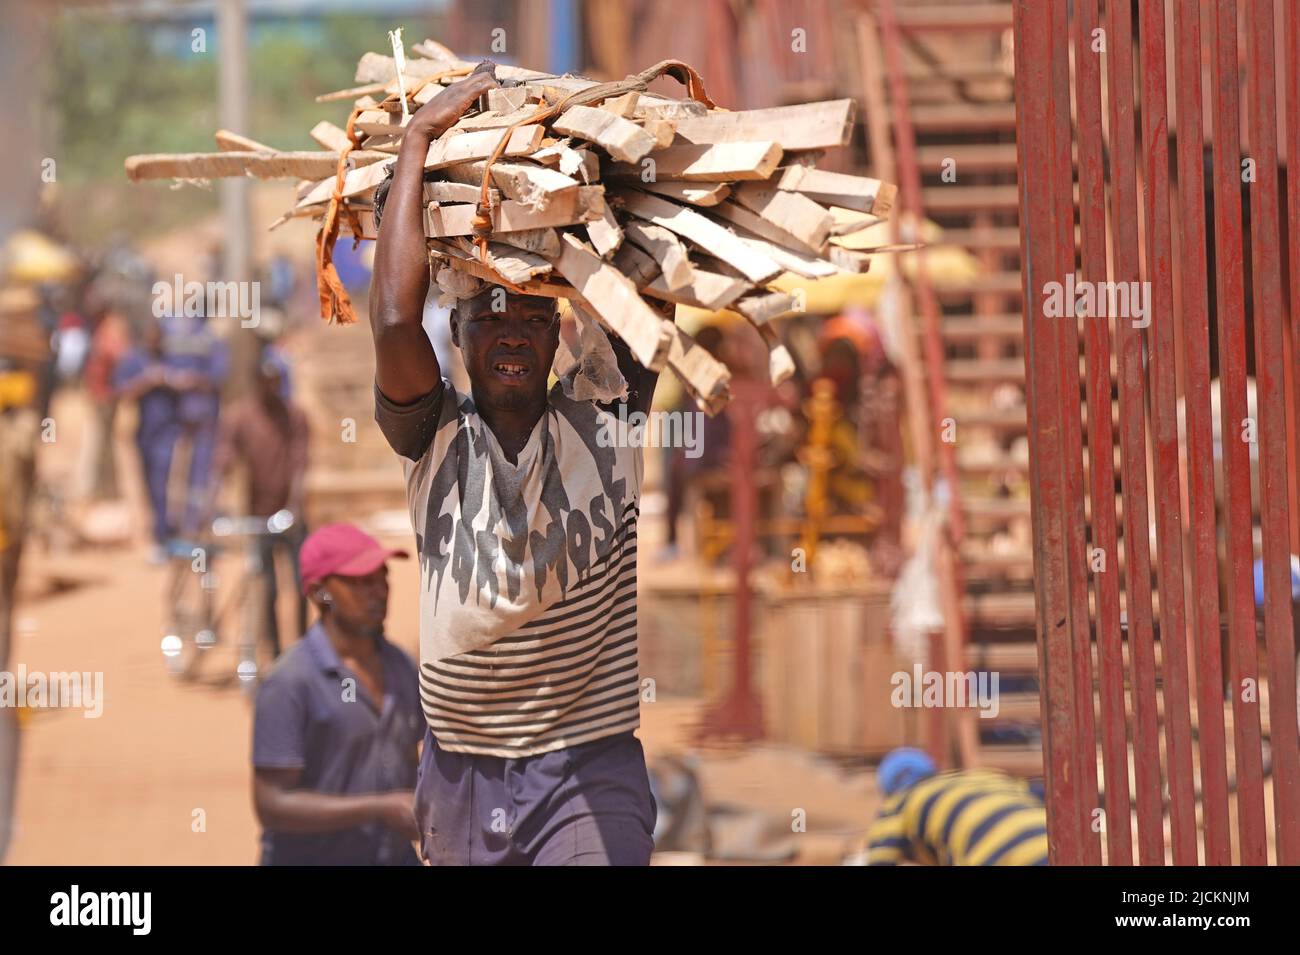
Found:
[865,770,1049,866]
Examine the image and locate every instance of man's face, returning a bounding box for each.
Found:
[321,566,389,638]
[451,288,559,412]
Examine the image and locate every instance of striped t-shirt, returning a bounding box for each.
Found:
[864,770,1049,866]
[375,377,644,758]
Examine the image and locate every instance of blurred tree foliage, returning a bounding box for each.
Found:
[45,10,441,244]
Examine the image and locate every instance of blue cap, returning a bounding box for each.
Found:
[878,747,938,797]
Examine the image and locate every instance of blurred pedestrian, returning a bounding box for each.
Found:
[160,312,228,538]
[80,297,129,501]
[251,523,424,865]
[113,320,178,561]
[209,348,310,656]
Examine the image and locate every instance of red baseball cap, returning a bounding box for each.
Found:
[299,522,408,594]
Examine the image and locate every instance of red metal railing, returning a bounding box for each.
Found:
[1014,0,1300,865]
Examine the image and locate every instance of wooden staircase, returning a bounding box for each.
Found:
[875,0,1043,773]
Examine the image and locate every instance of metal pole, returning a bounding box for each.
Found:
[217,0,254,388]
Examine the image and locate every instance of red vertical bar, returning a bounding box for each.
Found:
[1105,0,1165,865]
[1074,0,1133,866]
[1048,0,1102,866]
[1138,0,1199,866]
[1013,0,1084,866]
[1244,0,1300,865]
[1172,0,1232,866]
[1208,0,1268,865]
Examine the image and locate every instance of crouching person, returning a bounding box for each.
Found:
[251,522,425,865]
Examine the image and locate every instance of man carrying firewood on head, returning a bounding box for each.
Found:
[368,61,666,865]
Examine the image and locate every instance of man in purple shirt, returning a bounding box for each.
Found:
[251,523,424,865]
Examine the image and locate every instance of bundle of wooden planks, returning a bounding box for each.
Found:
[125,40,896,414]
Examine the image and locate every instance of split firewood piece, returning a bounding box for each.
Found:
[734,291,799,325]
[826,246,873,273]
[618,189,781,284]
[487,86,531,114]
[750,320,796,386]
[639,180,731,207]
[530,141,599,183]
[551,105,658,164]
[353,108,410,138]
[665,323,731,411]
[453,107,544,130]
[672,99,856,151]
[585,205,624,258]
[310,121,352,152]
[466,240,554,285]
[215,129,275,152]
[636,99,710,121]
[601,92,640,118]
[710,197,823,255]
[623,221,693,290]
[439,159,579,205]
[641,264,749,311]
[296,158,395,208]
[424,180,500,205]
[610,242,663,288]
[735,234,840,279]
[433,241,575,299]
[493,227,562,259]
[775,165,896,214]
[731,182,834,250]
[315,81,390,103]
[548,233,673,371]
[608,141,782,182]
[425,186,604,236]
[641,120,676,148]
[422,125,546,170]
[126,150,346,182]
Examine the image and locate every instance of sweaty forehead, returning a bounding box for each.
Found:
[460,287,558,319]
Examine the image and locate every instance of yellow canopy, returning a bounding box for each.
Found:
[2,230,81,284]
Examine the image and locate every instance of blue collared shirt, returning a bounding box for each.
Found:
[252,624,424,865]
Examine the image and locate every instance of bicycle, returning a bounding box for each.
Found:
[161,509,297,695]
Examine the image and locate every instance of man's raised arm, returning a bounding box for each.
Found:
[369,62,498,405]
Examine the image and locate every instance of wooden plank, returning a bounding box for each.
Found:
[422,125,546,171]
[215,129,274,152]
[732,182,834,249]
[548,232,674,370]
[607,141,782,181]
[439,159,579,204]
[642,119,676,148]
[126,150,347,182]
[752,320,795,385]
[475,242,554,285]
[775,164,895,214]
[487,85,530,114]
[671,99,856,151]
[310,120,352,152]
[424,186,604,236]
[709,197,822,255]
[551,104,658,163]
[424,180,499,205]
[530,141,600,183]
[585,204,623,258]
[617,189,780,283]
[642,266,749,311]
[296,158,394,208]
[611,241,663,288]
[624,221,693,290]
[494,227,562,259]
[734,291,798,325]
[602,91,640,118]
[665,323,731,410]
[640,179,731,207]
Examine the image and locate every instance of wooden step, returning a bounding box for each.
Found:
[918,143,1019,173]
[930,226,1023,251]
[945,357,1025,383]
[895,3,1013,31]
[911,103,1017,133]
[935,314,1024,341]
[923,184,1020,214]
